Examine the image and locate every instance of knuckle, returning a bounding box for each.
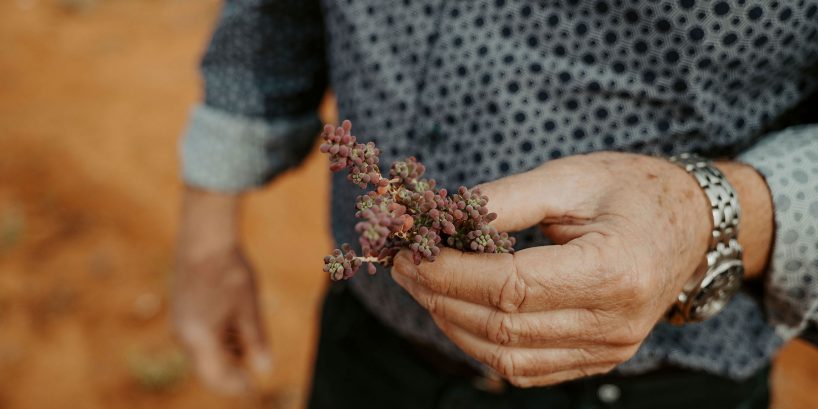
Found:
[611,269,652,305]
[413,254,439,285]
[577,346,602,366]
[585,309,607,336]
[580,240,646,302]
[578,238,605,268]
[496,255,528,313]
[413,264,432,285]
[621,319,651,344]
[578,309,616,343]
[487,312,519,346]
[596,254,654,306]
[424,291,442,314]
[489,348,521,379]
[575,240,617,286]
[583,309,651,350]
[630,274,654,302]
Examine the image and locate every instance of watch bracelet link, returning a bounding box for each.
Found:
[671,153,741,249]
[666,153,744,324]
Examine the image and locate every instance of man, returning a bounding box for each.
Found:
[174,1,818,407]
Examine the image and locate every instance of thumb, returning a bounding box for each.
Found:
[476,165,572,233]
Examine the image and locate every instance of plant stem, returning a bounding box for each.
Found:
[354,256,382,263]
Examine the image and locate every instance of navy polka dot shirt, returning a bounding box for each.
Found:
[182,0,818,379]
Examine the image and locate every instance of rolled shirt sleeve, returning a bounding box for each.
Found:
[181,106,321,192]
[180,0,327,192]
[737,125,818,343]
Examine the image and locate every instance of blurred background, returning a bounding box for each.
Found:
[0,1,816,408]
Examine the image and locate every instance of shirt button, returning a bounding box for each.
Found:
[597,383,621,404]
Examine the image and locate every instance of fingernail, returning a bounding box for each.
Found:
[393,250,416,277]
[391,269,422,298]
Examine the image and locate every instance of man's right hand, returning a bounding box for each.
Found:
[172,188,272,395]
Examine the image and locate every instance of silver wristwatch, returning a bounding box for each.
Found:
[666,153,744,324]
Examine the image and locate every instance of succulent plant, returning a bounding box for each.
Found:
[321,120,515,280]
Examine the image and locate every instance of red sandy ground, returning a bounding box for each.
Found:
[0,1,815,408]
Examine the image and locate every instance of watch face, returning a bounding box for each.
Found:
[689,260,744,321]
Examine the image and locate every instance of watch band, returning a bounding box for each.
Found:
[671,153,741,249]
[666,153,744,324]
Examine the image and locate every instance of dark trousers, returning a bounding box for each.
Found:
[307,283,770,409]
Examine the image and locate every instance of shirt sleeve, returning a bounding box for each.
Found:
[180,0,327,192]
[737,125,818,344]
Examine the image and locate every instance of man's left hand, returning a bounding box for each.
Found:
[391,151,715,387]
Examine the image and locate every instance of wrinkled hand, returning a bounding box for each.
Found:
[172,189,272,395]
[392,152,712,387]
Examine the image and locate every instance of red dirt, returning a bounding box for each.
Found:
[0,1,815,408]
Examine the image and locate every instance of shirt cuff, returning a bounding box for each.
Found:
[180,104,321,193]
[737,125,818,342]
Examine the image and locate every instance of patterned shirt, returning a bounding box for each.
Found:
[181,0,818,379]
